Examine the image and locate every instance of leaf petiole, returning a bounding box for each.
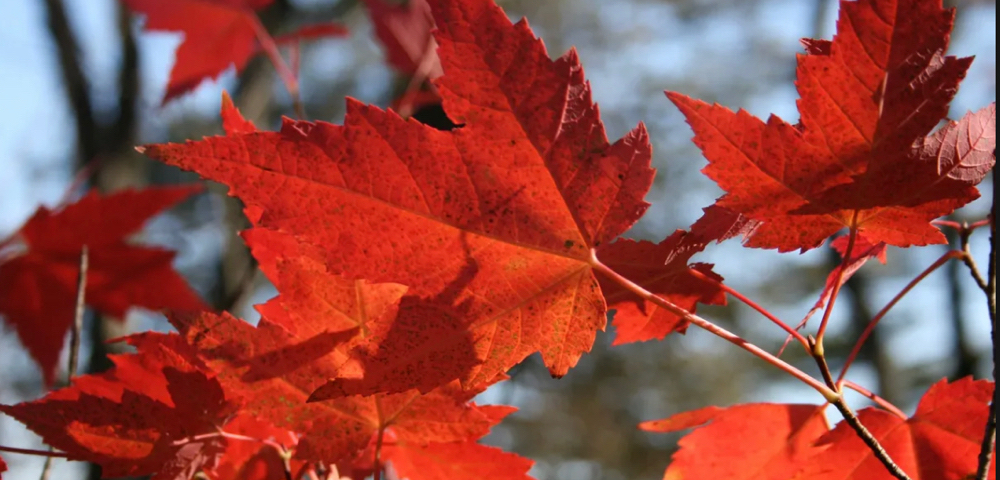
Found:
[590,249,837,401]
[837,250,963,384]
[687,268,809,350]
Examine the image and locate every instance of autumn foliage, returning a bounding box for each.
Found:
[0,0,995,479]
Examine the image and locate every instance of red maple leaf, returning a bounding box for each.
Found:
[642,378,995,480]
[670,0,995,252]
[0,343,239,480]
[139,1,653,393]
[641,403,830,480]
[598,205,757,345]
[163,228,510,463]
[122,0,347,102]
[792,378,995,480]
[140,0,663,396]
[0,186,207,385]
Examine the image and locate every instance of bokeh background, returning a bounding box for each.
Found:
[0,0,995,479]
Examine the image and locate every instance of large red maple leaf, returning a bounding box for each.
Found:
[140,0,729,398]
[123,0,347,102]
[162,228,514,464]
[0,337,239,480]
[0,186,207,385]
[670,0,995,252]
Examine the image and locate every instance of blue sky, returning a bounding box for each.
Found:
[0,1,995,478]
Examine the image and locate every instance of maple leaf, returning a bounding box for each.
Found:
[0,344,239,480]
[640,403,830,480]
[791,378,995,480]
[598,205,757,345]
[670,0,995,252]
[123,0,347,102]
[0,186,207,385]
[162,228,510,463]
[140,0,660,395]
[172,309,509,462]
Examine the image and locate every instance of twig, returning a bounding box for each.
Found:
[841,380,907,419]
[810,340,912,480]
[38,246,89,480]
[249,15,305,119]
[837,250,963,383]
[975,165,996,480]
[374,400,385,480]
[68,246,89,378]
[687,268,809,349]
[0,446,68,458]
[829,398,912,480]
[817,220,858,344]
[960,228,990,292]
[589,249,837,401]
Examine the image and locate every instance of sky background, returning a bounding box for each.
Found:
[0,1,995,479]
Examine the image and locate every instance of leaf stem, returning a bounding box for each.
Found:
[829,398,912,480]
[809,338,912,479]
[975,165,996,480]
[590,250,837,401]
[687,268,809,349]
[841,380,907,419]
[374,400,385,480]
[0,445,68,458]
[249,14,305,119]
[837,250,962,384]
[67,245,89,379]
[816,220,858,344]
[960,227,990,292]
[38,246,89,480]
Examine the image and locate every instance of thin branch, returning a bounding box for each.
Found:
[830,398,912,480]
[0,446,68,458]
[249,15,305,118]
[842,380,907,420]
[837,250,963,384]
[374,400,385,480]
[817,220,858,343]
[687,268,809,349]
[810,343,912,479]
[961,229,990,292]
[68,246,89,378]
[39,246,88,480]
[975,165,996,480]
[589,250,837,401]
